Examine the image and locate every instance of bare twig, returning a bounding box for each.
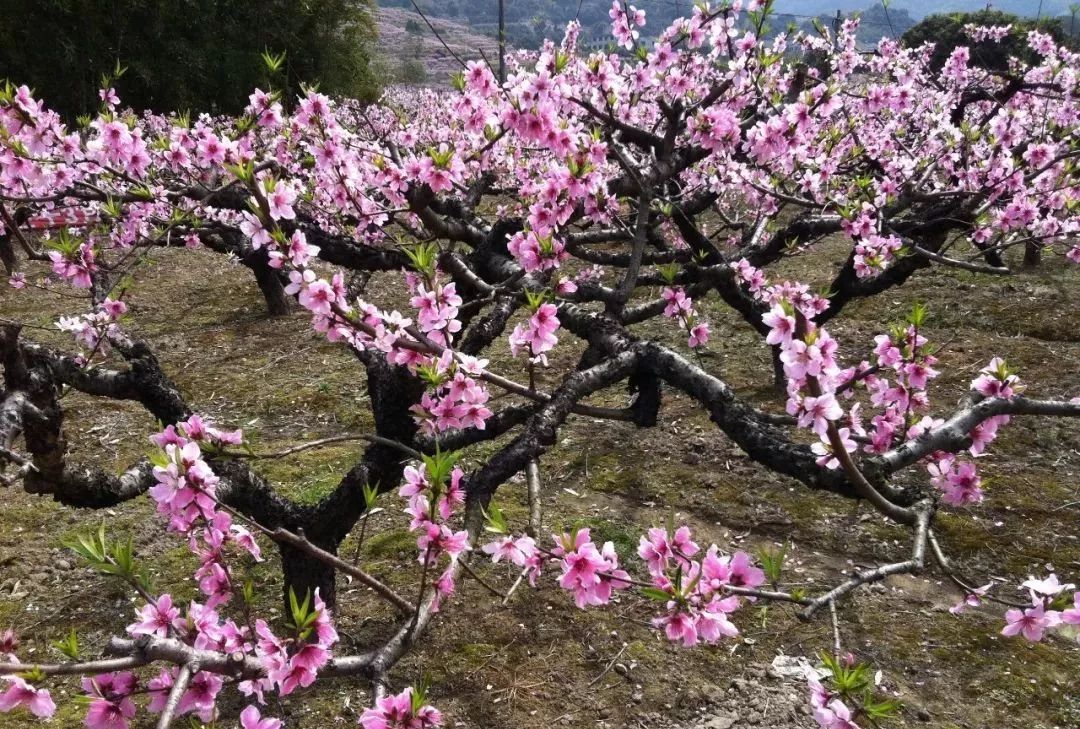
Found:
[828,600,842,655]
[407,0,468,70]
[587,644,628,688]
[155,662,196,729]
[802,505,931,619]
[0,203,41,257]
[461,558,507,600]
[267,527,415,616]
[910,244,1011,275]
[502,565,531,605]
[525,459,542,537]
[0,656,143,676]
[236,433,421,461]
[927,530,1028,609]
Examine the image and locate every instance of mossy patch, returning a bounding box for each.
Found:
[254,444,361,504]
[565,516,639,559]
[362,529,416,559]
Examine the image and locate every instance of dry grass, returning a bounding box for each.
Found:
[0,241,1077,728]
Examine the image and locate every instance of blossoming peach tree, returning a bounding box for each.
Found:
[0,1,1078,726]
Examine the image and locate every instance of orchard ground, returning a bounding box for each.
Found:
[0,237,1077,728]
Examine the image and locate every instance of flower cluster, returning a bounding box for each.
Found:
[852,234,904,279]
[808,678,861,729]
[963,23,1013,42]
[55,296,126,356]
[407,351,494,436]
[609,0,647,50]
[762,300,852,469]
[483,522,762,649]
[481,533,542,585]
[360,686,443,729]
[509,300,561,365]
[639,528,762,647]
[507,230,568,273]
[552,528,631,609]
[244,588,338,701]
[408,278,462,345]
[1000,574,1080,643]
[661,286,710,349]
[400,456,470,613]
[47,241,97,288]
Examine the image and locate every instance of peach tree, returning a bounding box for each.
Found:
[0,2,1078,726]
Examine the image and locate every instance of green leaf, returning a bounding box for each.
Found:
[362,481,380,510]
[862,692,902,720]
[51,628,79,659]
[17,668,46,683]
[523,289,547,312]
[411,674,431,712]
[420,446,461,491]
[640,587,671,602]
[906,301,928,328]
[287,587,316,635]
[403,241,439,279]
[261,49,287,75]
[657,263,679,285]
[148,449,170,468]
[756,542,789,586]
[482,503,508,535]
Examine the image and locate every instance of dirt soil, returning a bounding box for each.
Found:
[0,240,1078,729]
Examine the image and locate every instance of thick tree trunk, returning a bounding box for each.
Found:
[279,540,340,614]
[772,345,786,393]
[243,248,293,316]
[1023,241,1042,268]
[0,234,15,274]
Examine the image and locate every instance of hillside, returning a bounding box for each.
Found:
[378,0,1069,52]
[376,1,912,56]
[376,6,503,84]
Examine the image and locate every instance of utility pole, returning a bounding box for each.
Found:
[498,0,506,84]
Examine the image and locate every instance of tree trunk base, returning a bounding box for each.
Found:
[280,542,339,614]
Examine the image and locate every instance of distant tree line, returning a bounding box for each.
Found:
[0,0,380,118]
[901,9,1072,73]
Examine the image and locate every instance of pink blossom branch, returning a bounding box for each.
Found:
[799,312,918,525]
[877,396,1080,474]
[96,635,377,681]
